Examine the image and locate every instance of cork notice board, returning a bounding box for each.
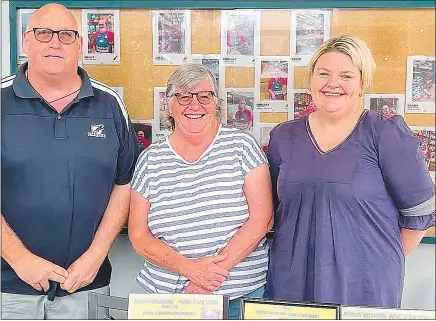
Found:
[67,8,435,240]
[68,8,435,127]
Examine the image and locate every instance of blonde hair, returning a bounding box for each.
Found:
[307,35,376,91]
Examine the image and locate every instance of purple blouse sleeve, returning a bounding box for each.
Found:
[267,126,281,214]
[378,116,435,230]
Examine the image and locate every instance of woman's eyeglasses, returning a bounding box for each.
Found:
[172,91,215,106]
[26,28,79,44]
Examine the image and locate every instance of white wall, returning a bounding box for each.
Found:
[402,243,436,310]
[1,0,10,77]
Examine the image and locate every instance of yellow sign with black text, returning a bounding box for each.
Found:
[128,293,224,319]
[243,302,337,319]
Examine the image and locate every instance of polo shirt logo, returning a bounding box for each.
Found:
[88,124,106,138]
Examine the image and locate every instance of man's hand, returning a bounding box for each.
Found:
[181,253,230,292]
[61,249,105,293]
[184,282,213,294]
[12,253,68,292]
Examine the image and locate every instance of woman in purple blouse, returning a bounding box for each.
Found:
[265,35,435,308]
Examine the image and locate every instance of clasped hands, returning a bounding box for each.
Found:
[183,252,230,294]
[13,249,104,294]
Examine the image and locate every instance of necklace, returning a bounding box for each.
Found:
[47,88,81,103]
[25,70,81,104]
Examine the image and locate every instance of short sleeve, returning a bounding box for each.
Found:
[267,126,281,213]
[114,102,140,185]
[247,110,253,122]
[378,116,435,230]
[108,31,114,42]
[131,149,150,199]
[240,132,268,178]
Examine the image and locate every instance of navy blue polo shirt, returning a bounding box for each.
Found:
[1,63,139,296]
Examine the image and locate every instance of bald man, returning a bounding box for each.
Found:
[1,3,139,319]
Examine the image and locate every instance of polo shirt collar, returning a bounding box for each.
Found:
[13,62,94,100]
[77,66,94,99]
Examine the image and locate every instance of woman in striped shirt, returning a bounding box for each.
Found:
[129,64,273,319]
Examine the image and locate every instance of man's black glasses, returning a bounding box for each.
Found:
[172,91,215,106]
[26,28,79,44]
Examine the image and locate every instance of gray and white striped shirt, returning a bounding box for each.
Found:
[131,125,269,299]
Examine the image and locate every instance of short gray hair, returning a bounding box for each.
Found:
[163,64,222,130]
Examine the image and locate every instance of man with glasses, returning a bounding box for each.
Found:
[1,3,138,319]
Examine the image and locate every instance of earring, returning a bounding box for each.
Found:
[359,92,363,97]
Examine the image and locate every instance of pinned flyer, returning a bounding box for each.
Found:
[255,57,292,112]
[154,87,172,141]
[225,88,255,134]
[290,10,331,66]
[289,89,315,120]
[405,56,435,113]
[153,10,191,65]
[364,94,405,118]
[221,10,260,67]
[110,86,124,101]
[255,122,279,154]
[16,9,36,65]
[187,55,224,98]
[132,120,154,151]
[410,126,436,183]
[82,9,120,65]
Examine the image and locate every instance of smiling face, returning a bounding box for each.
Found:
[169,78,218,136]
[381,104,391,116]
[310,51,363,115]
[238,99,246,111]
[23,4,82,78]
[274,68,281,78]
[98,20,107,33]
